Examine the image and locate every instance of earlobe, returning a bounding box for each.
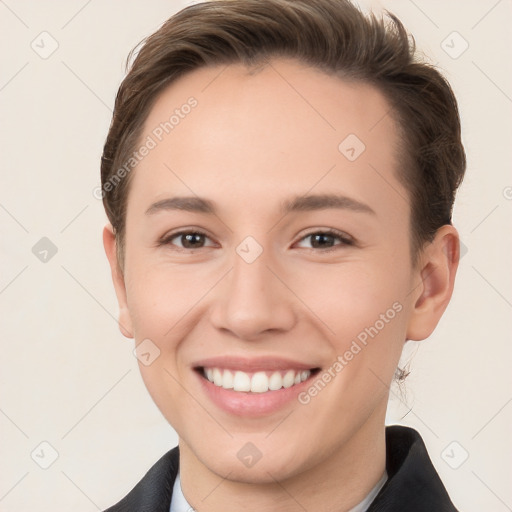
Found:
[406,225,460,341]
[102,224,134,339]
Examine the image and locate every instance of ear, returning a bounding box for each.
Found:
[103,224,134,338]
[406,225,460,341]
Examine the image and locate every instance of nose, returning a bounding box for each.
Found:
[209,245,297,341]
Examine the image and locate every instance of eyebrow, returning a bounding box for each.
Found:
[145,193,376,216]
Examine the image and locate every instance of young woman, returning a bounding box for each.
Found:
[100,0,465,510]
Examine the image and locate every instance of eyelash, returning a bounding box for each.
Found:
[158,228,354,253]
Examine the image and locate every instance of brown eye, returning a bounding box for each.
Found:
[296,230,354,251]
[160,230,215,250]
[178,233,206,248]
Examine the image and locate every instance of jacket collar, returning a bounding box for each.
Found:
[367,425,458,511]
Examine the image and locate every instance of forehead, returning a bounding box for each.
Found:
[129,58,407,221]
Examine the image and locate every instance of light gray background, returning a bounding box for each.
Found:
[1,0,511,510]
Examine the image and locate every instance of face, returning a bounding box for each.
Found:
[104,58,456,485]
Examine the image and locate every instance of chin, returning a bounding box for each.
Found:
[190,435,312,484]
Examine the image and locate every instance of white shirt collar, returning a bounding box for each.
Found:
[170,469,388,512]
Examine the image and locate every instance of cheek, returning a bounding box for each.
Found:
[122,261,222,404]
[123,264,201,424]
[295,258,410,336]
[298,261,411,397]
[123,260,210,340]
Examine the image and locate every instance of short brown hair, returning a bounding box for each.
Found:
[100,0,466,266]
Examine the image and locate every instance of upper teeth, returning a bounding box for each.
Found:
[203,367,311,393]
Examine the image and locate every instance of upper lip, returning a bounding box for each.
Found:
[193,356,320,372]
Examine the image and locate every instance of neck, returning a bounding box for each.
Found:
[179,407,387,512]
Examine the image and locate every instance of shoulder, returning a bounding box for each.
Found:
[367,425,459,512]
[103,446,179,512]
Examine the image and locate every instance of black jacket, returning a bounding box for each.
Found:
[104,425,459,511]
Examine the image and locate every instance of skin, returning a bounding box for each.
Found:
[103,58,459,511]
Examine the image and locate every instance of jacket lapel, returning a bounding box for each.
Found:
[367,426,458,511]
[103,446,178,512]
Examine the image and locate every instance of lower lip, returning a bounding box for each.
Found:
[196,370,315,417]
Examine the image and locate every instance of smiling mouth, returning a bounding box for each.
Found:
[196,366,321,393]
